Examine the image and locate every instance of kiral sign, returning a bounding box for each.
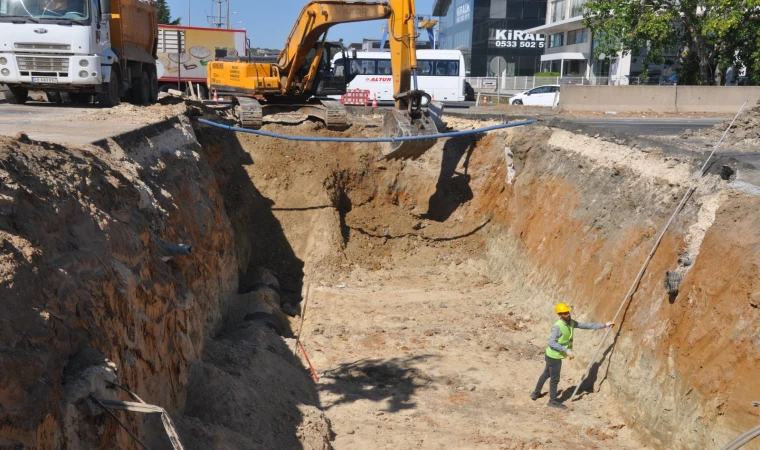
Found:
[489,29,547,48]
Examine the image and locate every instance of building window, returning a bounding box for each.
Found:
[570,0,587,17]
[550,0,566,22]
[567,28,589,45]
[563,59,585,76]
[490,0,507,18]
[549,33,564,48]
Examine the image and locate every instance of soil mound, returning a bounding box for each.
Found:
[684,101,760,150]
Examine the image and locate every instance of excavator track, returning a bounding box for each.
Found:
[235,97,263,129]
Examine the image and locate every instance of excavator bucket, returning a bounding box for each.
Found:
[381,102,446,160]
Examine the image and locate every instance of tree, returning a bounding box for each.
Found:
[583,0,760,85]
[157,0,181,25]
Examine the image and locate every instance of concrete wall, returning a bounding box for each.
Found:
[560,85,760,113]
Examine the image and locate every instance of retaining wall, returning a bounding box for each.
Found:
[560,85,760,113]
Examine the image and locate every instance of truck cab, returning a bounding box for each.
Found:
[0,0,157,105]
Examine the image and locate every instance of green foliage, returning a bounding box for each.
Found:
[583,0,760,84]
[534,72,561,77]
[157,0,181,25]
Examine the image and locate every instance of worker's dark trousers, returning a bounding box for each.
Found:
[534,354,562,401]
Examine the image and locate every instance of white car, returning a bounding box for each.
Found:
[509,84,561,106]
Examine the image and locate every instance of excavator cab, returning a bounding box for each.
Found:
[309,42,352,97]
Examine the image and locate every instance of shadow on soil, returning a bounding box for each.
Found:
[191,125,320,448]
[199,126,306,307]
[319,355,437,413]
[423,134,482,222]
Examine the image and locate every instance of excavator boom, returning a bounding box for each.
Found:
[208,0,444,159]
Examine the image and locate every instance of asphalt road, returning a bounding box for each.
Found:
[561,117,726,136]
[0,102,145,144]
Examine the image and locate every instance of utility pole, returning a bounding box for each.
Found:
[187,0,190,25]
[207,0,227,28]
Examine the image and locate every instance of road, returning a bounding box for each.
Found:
[560,117,725,136]
[0,102,146,144]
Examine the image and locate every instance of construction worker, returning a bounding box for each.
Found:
[530,303,614,409]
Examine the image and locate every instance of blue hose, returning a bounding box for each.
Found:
[196,118,536,143]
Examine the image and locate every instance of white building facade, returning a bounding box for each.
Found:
[524,0,632,84]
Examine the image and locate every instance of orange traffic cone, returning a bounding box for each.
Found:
[213,89,218,104]
[372,93,378,109]
[483,96,488,107]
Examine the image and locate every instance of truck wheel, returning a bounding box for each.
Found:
[3,86,29,104]
[148,70,158,104]
[97,69,121,107]
[130,71,150,105]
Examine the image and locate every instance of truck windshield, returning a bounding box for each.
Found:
[0,0,89,21]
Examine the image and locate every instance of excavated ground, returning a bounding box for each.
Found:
[1,102,759,449]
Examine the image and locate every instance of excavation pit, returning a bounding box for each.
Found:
[1,103,759,449]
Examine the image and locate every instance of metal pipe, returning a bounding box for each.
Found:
[720,423,760,450]
[159,242,192,257]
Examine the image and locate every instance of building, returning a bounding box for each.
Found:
[519,0,628,82]
[523,0,677,83]
[432,0,548,77]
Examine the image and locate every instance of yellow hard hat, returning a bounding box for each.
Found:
[555,303,572,314]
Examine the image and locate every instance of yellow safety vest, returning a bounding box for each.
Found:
[546,319,574,359]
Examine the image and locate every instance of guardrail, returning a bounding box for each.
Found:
[559,85,760,113]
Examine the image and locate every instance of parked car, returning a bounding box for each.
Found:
[659,73,678,86]
[464,81,475,101]
[509,85,560,106]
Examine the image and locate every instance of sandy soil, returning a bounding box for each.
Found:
[214,117,646,449]
[298,266,642,450]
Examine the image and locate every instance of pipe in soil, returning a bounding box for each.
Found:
[159,242,193,256]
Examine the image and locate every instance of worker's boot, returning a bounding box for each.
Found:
[547,400,567,410]
[530,391,540,401]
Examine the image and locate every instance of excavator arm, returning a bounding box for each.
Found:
[208,0,444,160]
[277,0,424,113]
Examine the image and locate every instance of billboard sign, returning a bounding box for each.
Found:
[489,29,546,49]
[456,0,472,23]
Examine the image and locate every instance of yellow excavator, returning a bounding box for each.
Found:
[207,0,444,160]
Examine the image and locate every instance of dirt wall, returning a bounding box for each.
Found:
[0,118,239,448]
[429,124,760,448]
[237,114,760,448]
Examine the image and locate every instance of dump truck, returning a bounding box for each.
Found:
[0,0,158,106]
[156,24,247,99]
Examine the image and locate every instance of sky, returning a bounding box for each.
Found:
[165,0,437,49]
